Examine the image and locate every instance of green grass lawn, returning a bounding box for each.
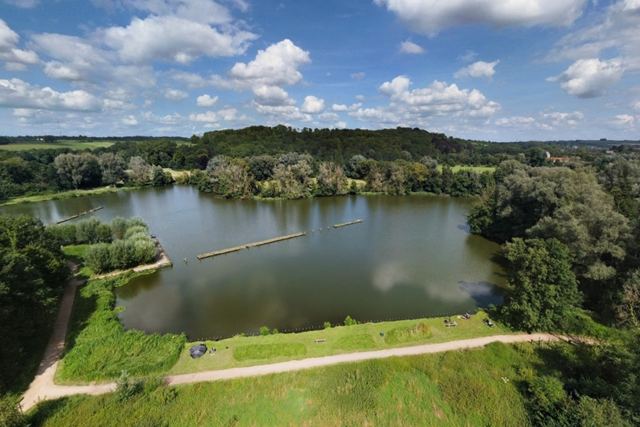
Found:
[28,340,541,426]
[170,314,509,375]
[0,186,133,206]
[0,140,115,151]
[439,165,497,173]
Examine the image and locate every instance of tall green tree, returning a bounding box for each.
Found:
[502,238,581,332]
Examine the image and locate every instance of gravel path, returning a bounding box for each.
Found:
[21,323,559,412]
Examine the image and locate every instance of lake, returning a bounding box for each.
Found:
[1,186,506,339]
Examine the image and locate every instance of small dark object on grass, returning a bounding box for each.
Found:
[444,318,450,323]
[380,331,385,337]
[463,313,471,319]
[483,318,494,327]
[190,343,207,359]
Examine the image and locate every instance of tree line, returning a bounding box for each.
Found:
[1,126,569,203]
[467,159,640,425]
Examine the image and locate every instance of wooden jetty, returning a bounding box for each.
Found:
[333,219,363,229]
[197,232,306,260]
[55,206,103,224]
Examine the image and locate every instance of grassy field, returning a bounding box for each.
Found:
[55,274,185,384]
[28,340,544,426]
[0,140,115,151]
[439,165,497,173]
[170,315,508,375]
[0,186,133,206]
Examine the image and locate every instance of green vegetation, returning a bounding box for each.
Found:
[56,273,185,383]
[233,343,307,361]
[170,314,508,374]
[332,334,376,351]
[502,238,581,332]
[27,338,639,427]
[0,215,69,393]
[0,187,131,207]
[439,165,496,173]
[0,140,114,152]
[61,245,94,280]
[49,217,157,274]
[384,321,432,345]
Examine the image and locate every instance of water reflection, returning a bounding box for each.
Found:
[1,189,506,338]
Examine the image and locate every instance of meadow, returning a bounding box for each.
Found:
[169,315,508,375]
[0,140,115,151]
[28,340,542,426]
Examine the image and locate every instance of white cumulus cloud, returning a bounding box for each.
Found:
[300,95,325,114]
[0,19,40,71]
[374,0,587,35]
[454,60,500,79]
[399,40,425,54]
[164,88,189,102]
[102,15,257,64]
[351,72,365,79]
[252,85,295,106]
[332,103,362,112]
[121,115,138,125]
[196,94,218,107]
[0,78,101,111]
[547,58,624,98]
[213,39,311,90]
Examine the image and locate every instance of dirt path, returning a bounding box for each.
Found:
[21,329,560,412]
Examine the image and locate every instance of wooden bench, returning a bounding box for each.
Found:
[315,339,327,343]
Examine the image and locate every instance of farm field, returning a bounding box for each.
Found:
[0,140,115,151]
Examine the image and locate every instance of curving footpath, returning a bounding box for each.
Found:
[20,263,565,413]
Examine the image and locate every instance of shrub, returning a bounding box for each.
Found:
[109,239,136,270]
[124,226,148,240]
[111,217,128,240]
[344,316,357,326]
[116,370,142,402]
[83,243,112,273]
[260,326,270,336]
[324,321,332,329]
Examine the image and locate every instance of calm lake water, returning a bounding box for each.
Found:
[1,187,506,339]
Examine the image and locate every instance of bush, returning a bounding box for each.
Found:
[111,217,128,240]
[124,226,148,240]
[344,316,357,326]
[260,326,270,336]
[116,370,142,402]
[109,239,136,270]
[83,243,112,273]
[324,321,332,329]
[0,394,26,427]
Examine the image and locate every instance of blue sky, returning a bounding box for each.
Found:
[0,0,639,141]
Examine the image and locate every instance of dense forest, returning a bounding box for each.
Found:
[0,126,576,202]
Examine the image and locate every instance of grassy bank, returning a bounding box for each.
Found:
[28,341,543,426]
[0,186,134,206]
[170,314,509,375]
[55,273,185,384]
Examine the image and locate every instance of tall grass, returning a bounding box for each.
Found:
[29,341,536,426]
[56,274,185,383]
[233,343,307,361]
[384,321,432,345]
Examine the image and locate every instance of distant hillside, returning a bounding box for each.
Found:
[199,125,533,162]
